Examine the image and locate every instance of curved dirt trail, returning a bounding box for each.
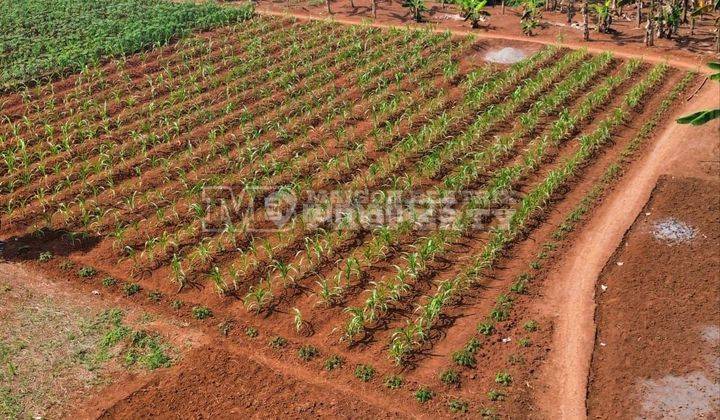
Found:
[535,84,719,419]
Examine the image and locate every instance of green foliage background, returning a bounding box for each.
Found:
[0,0,254,90]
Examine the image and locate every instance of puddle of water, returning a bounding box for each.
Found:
[638,372,720,419]
[701,325,720,345]
[651,217,696,244]
[484,47,527,64]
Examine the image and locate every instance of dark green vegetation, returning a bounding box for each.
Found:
[0,0,254,90]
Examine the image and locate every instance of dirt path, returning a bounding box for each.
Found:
[535,84,719,419]
[255,9,714,74]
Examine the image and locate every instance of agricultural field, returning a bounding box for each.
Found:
[1,1,718,418]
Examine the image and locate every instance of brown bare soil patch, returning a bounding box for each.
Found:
[587,175,720,418]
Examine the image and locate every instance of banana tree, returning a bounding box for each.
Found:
[403,0,427,22]
[521,0,545,35]
[593,0,613,32]
[459,0,491,28]
[677,62,720,125]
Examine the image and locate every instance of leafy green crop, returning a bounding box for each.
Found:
[0,0,254,90]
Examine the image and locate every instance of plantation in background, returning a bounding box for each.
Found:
[0,0,254,90]
[0,11,696,415]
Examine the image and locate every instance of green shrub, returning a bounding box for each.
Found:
[495,372,512,386]
[245,326,259,338]
[414,387,433,403]
[324,355,344,371]
[354,364,375,382]
[384,374,404,389]
[191,306,213,320]
[102,277,117,287]
[477,322,495,336]
[523,320,539,332]
[448,399,469,413]
[452,349,475,368]
[38,251,53,262]
[298,345,319,361]
[77,266,97,277]
[269,336,287,349]
[440,369,460,386]
[123,283,141,296]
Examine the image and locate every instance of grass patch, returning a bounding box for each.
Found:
[0,0,255,90]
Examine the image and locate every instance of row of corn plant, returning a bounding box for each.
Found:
[387,62,670,365]
[0,19,335,193]
[340,51,616,342]
[1,22,388,223]
[208,47,561,305]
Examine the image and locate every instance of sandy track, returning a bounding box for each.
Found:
[535,83,720,419]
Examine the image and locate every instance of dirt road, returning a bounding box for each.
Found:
[535,84,719,419]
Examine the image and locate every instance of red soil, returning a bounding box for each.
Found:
[587,175,720,418]
[250,0,719,72]
[1,11,718,419]
[94,345,405,419]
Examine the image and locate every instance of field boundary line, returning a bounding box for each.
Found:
[251,9,711,74]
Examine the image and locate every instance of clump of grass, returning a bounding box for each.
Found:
[123,330,171,370]
[38,251,53,262]
[77,266,97,278]
[511,273,531,294]
[354,364,375,382]
[324,355,344,371]
[101,277,117,287]
[170,299,183,310]
[384,374,404,389]
[147,291,162,302]
[448,399,469,413]
[440,369,460,386]
[123,283,140,296]
[477,322,495,336]
[218,321,233,337]
[523,320,539,332]
[518,337,531,348]
[414,387,433,403]
[487,389,505,401]
[245,326,259,338]
[298,345,319,361]
[59,260,75,270]
[495,372,512,386]
[452,338,481,368]
[191,306,213,320]
[269,336,287,349]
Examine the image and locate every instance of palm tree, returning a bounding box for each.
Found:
[372,0,377,17]
[327,0,332,14]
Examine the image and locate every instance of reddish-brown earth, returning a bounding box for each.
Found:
[250,0,718,71]
[1,10,719,419]
[587,175,720,418]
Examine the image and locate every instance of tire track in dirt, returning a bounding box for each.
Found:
[534,83,720,419]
